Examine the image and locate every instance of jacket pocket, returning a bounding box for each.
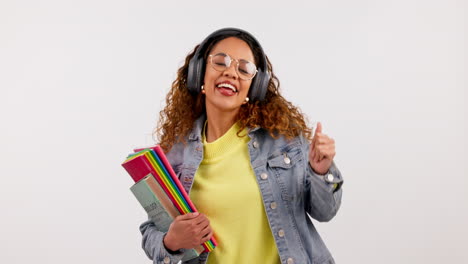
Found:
[267,144,303,169]
[267,144,304,201]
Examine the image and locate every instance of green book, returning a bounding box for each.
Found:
[130,174,203,261]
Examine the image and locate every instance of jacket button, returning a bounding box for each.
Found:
[253,141,259,148]
[287,258,294,264]
[326,173,334,182]
[270,202,277,209]
[163,256,170,263]
[283,156,291,164]
[278,229,285,237]
[260,173,268,180]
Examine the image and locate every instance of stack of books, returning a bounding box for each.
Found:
[122,145,217,261]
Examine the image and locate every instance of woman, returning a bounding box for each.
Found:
[139,28,343,264]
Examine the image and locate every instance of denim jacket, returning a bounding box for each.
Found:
[139,115,344,264]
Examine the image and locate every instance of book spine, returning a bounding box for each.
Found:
[144,173,180,219]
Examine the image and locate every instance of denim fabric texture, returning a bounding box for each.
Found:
[139,115,343,264]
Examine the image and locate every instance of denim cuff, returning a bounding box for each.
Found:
[156,233,186,264]
[308,161,343,192]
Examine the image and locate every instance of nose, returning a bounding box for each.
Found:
[222,61,238,80]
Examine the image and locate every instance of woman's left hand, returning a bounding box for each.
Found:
[309,122,336,175]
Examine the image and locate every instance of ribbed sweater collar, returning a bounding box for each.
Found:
[202,121,248,162]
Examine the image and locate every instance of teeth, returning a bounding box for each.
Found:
[217,83,237,92]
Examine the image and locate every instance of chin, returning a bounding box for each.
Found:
[207,100,242,113]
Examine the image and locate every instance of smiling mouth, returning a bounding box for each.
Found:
[216,83,238,93]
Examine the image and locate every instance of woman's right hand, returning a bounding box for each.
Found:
[163,212,213,251]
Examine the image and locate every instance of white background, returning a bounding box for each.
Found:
[0,0,466,263]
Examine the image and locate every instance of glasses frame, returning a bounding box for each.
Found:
[208,53,258,81]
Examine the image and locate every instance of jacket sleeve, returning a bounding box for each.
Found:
[139,219,186,264]
[302,139,344,222]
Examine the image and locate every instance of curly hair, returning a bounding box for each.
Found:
[156,37,313,152]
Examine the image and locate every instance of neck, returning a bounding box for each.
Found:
[205,109,239,143]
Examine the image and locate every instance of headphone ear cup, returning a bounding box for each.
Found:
[248,70,270,102]
[187,56,205,95]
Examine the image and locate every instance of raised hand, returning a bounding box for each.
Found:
[163,212,213,251]
[309,122,336,175]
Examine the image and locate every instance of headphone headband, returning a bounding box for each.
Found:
[187,28,270,102]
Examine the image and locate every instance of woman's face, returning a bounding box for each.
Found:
[203,37,255,115]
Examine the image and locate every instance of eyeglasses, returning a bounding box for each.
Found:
[208,53,258,80]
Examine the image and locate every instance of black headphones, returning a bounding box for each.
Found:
[186,28,270,102]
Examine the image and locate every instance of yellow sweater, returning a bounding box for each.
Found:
[189,122,280,264]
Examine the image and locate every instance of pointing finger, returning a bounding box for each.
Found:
[315,122,323,134]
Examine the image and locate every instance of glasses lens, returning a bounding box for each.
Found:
[211,53,230,72]
[238,60,257,80]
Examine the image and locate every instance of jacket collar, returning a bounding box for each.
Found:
[188,114,206,141]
